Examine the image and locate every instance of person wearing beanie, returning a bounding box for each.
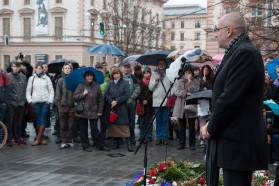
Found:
[55,63,76,149]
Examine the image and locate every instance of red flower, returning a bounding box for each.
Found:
[158,163,165,172]
[150,169,156,176]
[166,161,172,167]
[264,171,269,177]
[148,178,154,184]
[200,177,206,184]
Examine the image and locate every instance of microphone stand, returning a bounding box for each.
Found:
[134,77,177,186]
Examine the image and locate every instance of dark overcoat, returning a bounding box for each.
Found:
[207,36,268,171]
[104,79,130,125]
[73,81,103,119]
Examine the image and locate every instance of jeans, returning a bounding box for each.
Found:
[33,102,50,127]
[0,103,6,123]
[127,102,136,139]
[154,107,170,140]
[139,115,153,140]
[272,134,279,161]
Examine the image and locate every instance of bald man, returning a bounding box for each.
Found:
[201,12,268,186]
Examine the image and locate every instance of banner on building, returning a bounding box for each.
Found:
[35,0,49,35]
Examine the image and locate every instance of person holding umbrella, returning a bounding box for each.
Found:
[149,59,171,145]
[201,12,268,185]
[73,70,110,152]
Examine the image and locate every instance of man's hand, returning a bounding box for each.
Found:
[200,121,211,140]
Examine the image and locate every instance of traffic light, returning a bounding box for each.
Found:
[4,35,9,46]
[100,22,105,35]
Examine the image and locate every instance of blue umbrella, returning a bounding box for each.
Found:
[65,67,104,92]
[266,58,279,80]
[87,44,125,56]
[264,100,279,116]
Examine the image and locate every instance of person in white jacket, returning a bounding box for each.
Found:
[26,63,54,146]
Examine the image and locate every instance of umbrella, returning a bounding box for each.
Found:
[135,50,171,66]
[264,100,279,116]
[206,139,219,186]
[87,44,125,56]
[118,55,141,67]
[48,59,79,74]
[212,54,224,63]
[266,58,279,80]
[65,67,104,92]
[186,90,212,104]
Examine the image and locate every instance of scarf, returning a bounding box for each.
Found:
[114,79,119,84]
[156,69,166,80]
[142,77,150,85]
[36,72,44,78]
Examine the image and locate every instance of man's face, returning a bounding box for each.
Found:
[42,65,48,73]
[215,22,229,49]
[63,65,71,75]
[122,66,131,74]
[157,60,166,70]
[11,64,20,73]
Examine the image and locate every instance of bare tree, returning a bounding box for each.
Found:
[101,0,163,56]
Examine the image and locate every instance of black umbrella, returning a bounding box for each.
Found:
[47,59,79,73]
[135,50,171,66]
[186,90,212,104]
[206,139,219,186]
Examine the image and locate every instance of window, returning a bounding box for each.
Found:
[91,0,94,5]
[162,32,166,41]
[55,17,63,39]
[55,55,63,60]
[252,7,262,17]
[114,58,117,64]
[3,18,10,36]
[170,46,176,51]
[195,21,201,28]
[180,33,184,41]
[162,21,166,29]
[90,56,94,67]
[171,33,175,41]
[102,57,106,62]
[194,46,200,48]
[4,55,10,69]
[171,22,175,29]
[23,18,31,38]
[181,21,184,28]
[194,33,201,40]
[24,0,30,5]
[3,0,9,5]
[56,0,62,3]
[225,7,235,14]
[180,46,184,50]
[25,55,31,63]
[103,0,107,9]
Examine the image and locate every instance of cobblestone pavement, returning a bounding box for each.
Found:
[0,123,205,186]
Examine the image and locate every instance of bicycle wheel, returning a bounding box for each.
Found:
[0,121,7,149]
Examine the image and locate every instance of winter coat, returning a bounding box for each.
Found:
[7,72,26,106]
[73,81,103,119]
[26,74,54,104]
[55,76,74,109]
[138,80,153,117]
[104,79,130,125]
[123,73,140,105]
[149,71,171,107]
[207,35,268,171]
[172,77,200,119]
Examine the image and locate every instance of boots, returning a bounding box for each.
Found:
[112,138,120,149]
[126,137,133,152]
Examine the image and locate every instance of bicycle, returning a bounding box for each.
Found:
[0,121,7,149]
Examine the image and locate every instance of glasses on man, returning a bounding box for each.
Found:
[214,25,229,32]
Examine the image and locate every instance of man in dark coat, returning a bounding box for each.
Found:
[201,12,268,186]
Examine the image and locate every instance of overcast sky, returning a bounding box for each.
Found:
[164,0,207,8]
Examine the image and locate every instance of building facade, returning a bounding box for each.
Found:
[162,4,207,52]
[0,0,167,69]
